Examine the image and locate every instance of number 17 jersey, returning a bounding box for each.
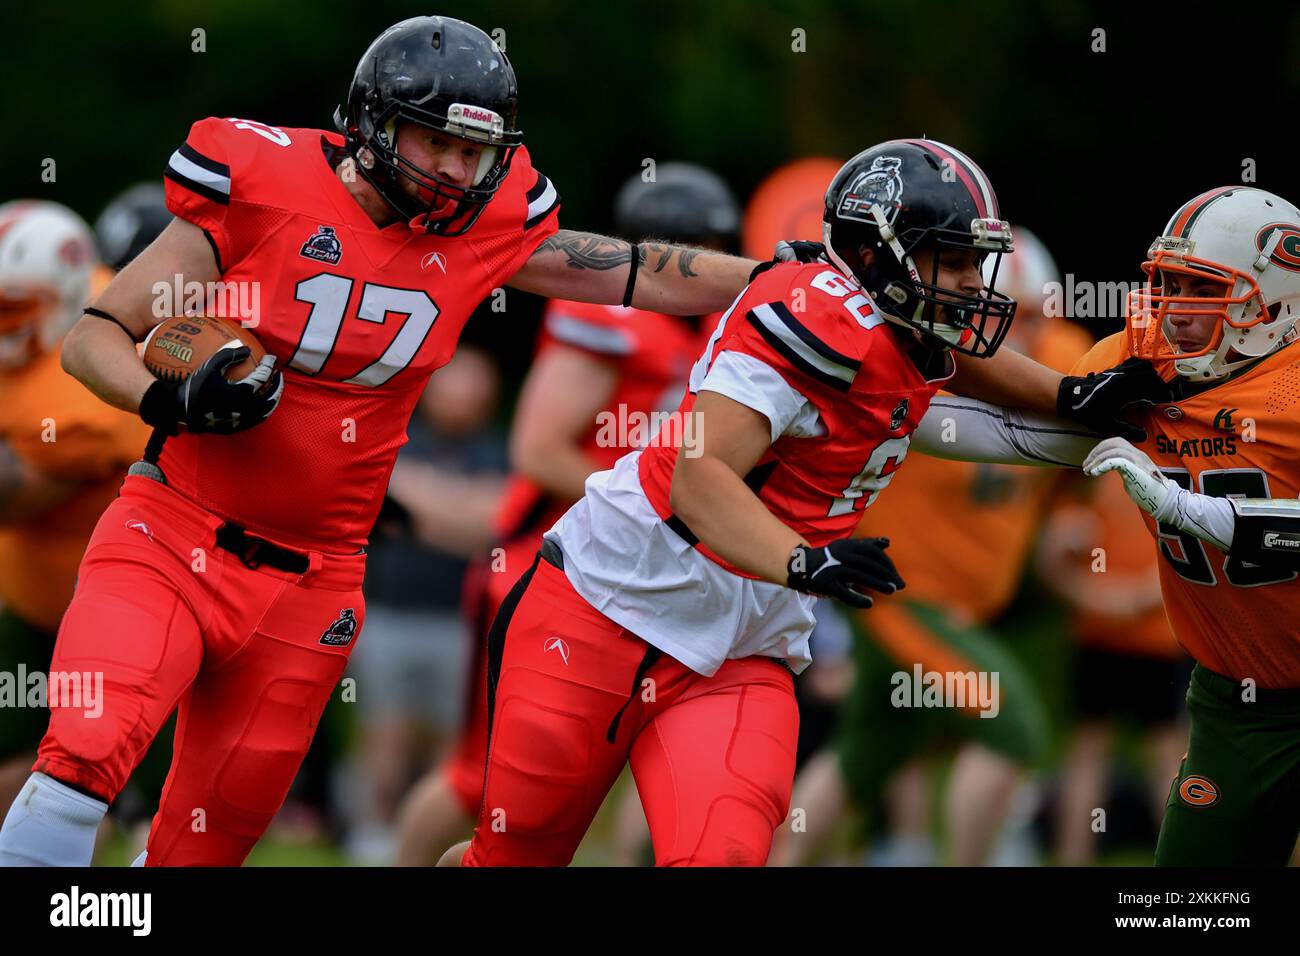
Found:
[161,117,560,551]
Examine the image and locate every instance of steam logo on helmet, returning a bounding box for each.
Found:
[838,156,905,226]
[1254,223,1300,273]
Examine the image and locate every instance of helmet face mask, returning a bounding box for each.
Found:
[338,17,523,236]
[823,140,1017,359]
[1124,188,1300,382]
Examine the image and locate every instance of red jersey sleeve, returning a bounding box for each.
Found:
[719,263,869,397]
[540,299,639,361]
[164,117,259,272]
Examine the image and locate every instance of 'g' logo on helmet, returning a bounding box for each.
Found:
[1255,223,1300,273]
[1177,774,1220,808]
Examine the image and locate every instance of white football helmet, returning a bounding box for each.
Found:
[1125,186,1300,382]
[0,200,97,369]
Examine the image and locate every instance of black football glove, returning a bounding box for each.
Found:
[749,239,828,282]
[139,344,283,436]
[786,537,905,609]
[1056,357,1170,443]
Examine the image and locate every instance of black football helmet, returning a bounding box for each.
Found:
[613,163,741,250]
[94,183,172,270]
[335,16,522,236]
[823,139,1016,357]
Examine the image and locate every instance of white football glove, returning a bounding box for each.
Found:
[1082,436,1235,551]
[1082,437,1174,519]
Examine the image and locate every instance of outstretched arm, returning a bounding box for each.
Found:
[507,230,758,315]
[913,396,1101,467]
[948,346,1062,414]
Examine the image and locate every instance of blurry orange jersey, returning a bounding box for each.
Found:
[856,318,1093,622]
[1047,474,1181,659]
[1073,332,1300,686]
[0,348,150,630]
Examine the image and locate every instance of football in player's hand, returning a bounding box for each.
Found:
[141,315,268,385]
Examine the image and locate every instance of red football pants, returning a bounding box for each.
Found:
[463,554,799,866]
[34,475,365,866]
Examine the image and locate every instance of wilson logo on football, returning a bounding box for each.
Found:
[1254,223,1300,273]
[1177,774,1220,808]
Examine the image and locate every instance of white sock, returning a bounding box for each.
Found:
[0,772,108,866]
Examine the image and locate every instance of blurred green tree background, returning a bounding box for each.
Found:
[3,0,1297,359]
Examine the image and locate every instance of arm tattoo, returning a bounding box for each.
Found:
[536,230,639,271]
[645,241,700,278]
[536,230,702,278]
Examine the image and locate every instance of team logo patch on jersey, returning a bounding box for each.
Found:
[839,156,905,225]
[320,608,358,646]
[889,397,910,431]
[300,225,343,265]
[420,251,448,274]
[1177,774,1220,808]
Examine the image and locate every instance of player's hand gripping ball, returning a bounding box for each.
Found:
[139,315,284,435]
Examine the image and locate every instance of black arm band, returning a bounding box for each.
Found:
[621,243,641,308]
[1229,501,1300,571]
[84,306,140,342]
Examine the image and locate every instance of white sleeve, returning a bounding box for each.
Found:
[545,311,635,356]
[914,397,1101,467]
[699,350,822,442]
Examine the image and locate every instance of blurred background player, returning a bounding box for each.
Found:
[94,184,173,274]
[771,228,1093,866]
[394,162,741,865]
[1036,472,1188,865]
[342,345,508,863]
[0,200,151,817]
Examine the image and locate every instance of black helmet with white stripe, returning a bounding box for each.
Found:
[823,139,1016,357]
[335,16,522,236]
[613,163,740,250]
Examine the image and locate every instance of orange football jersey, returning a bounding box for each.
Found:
[0,348,151,630]
[1073,332,1300,686]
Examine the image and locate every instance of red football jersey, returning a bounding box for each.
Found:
[493,299,706,546]
[161,117,560,551]
[637,261,955,576]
